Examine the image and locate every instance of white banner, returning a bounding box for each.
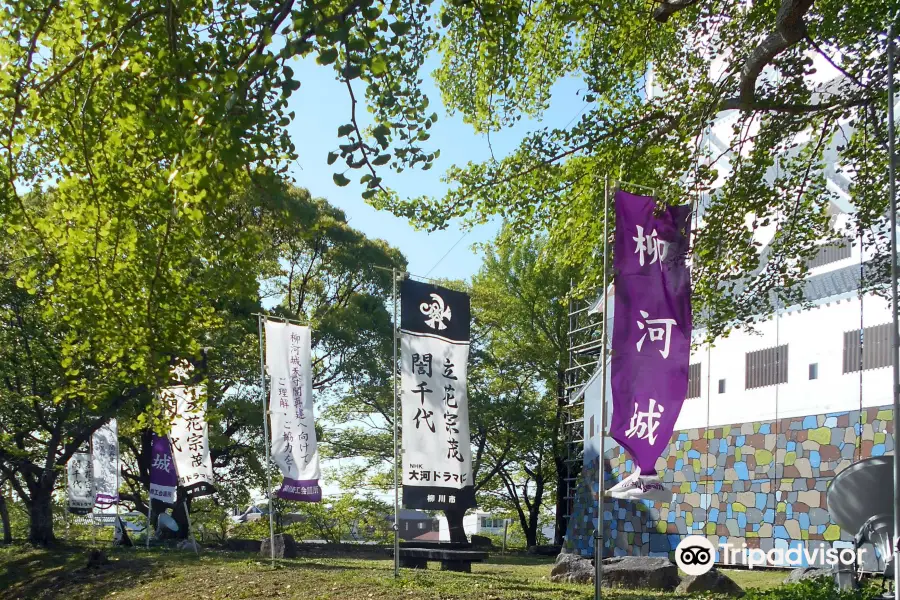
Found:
[399,279,474,510]
[92,418,119,508]
[265,321,321,501]
[67,451,93,515]
[165,383,215,498]
[400,334,474,508]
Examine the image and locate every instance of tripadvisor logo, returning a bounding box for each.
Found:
[675,536,715,576]
[675,535,866,573]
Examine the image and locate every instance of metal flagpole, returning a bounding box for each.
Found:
[146,501,152,549]
[115,443,120,547]
[183,499,200,557]
[392,267,401,578]
[257,315,276,567]
[595,175,611,600]
[887,23,900,600]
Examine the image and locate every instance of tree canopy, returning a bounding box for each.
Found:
[367,0,896,341]
[0,0,441,544]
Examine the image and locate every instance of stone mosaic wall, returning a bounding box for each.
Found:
[564,406,894,569]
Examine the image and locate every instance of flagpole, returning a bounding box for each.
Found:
[392,266,400,579]
[183,498,200,557]
[257,315,276,567]
[115,433,120,546]
[146,500,152,550]
[595,176,611,600]
[886,22,900,600]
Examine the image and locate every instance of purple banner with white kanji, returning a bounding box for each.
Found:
[149,434,178,505]
[610,190,692,475]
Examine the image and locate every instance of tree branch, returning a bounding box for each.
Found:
[721,0,815,111]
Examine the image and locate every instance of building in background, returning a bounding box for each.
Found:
[566,51,897,571]
[437,511,554,544]
[394,508,440,541]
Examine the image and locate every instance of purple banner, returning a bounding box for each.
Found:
[277,477,322,502]
[149,434,178,504]
[610,190,692,475]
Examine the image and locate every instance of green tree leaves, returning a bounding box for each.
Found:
[379,0,895,341]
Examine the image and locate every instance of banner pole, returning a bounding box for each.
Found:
[393,267,400,578]
[183,498,200,557]
[146,500,152,550]
[115,438,120,547]
[887,22,900,600]
[595,175,611,600]
[258,315,276,567]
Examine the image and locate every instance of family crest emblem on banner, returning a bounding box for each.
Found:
[420,293,452,330]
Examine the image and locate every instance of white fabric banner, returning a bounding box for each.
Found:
[67,451,94,515]
[399,279,475,510]
[92,418,119,508]
[165,383,215,498]
[400,334,474,508]
[265,321,321,501]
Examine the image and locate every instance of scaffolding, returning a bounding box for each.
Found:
[560,291,603,527]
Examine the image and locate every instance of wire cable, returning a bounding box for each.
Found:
[424,231,470,278]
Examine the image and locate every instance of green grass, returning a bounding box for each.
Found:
[0,544,789,600]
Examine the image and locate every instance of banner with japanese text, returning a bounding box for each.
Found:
[92,418,119,508]
[67,450,93,515]
[165,380,216,498]
[149,433,177,504]
[265,321,321,502]
[400,279,475,510]
[610,190,692,475]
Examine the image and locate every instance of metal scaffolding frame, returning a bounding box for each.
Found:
[560,291,603,525]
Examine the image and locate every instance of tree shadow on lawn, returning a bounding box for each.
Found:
[1,548,157,600]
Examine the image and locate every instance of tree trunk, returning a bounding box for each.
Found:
[28,481,56,546]
[0,489,11,544]
[171,496,191,540]
[524,517,539,548]
[444,508,467,543]
[554,455,568,544]
[553,366,569,546]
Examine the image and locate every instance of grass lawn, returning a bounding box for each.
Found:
[0,544,787,600]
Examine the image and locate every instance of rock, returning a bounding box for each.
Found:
[177,539,202,552]
[86,549,109,568]
[226,538,262,553]
[676,569,744,596]
[470,534,494,549]
[784,566,833,584]
[550,552,594,584]
[260,533,297,559]
[528,544,563,556]
[601,556,680,591]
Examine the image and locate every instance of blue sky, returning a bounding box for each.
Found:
[283,52,588,282]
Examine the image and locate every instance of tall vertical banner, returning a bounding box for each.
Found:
[265,321,321,502]
[400,279,475,510]
[67,450,94,515]
[610,190,692,475]
[164,369,216,498]
[92,418,119,508]
[149,433,178,504]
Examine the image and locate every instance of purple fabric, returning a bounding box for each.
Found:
[277,478,322,502]
[610,190,692,475]
[149,434,178,504]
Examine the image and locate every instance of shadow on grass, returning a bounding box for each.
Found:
[1,545,158,600]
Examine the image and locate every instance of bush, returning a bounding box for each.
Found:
[741,578,882,600]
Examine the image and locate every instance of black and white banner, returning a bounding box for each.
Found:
[265,321,321,502]
[400,279,475,510]
[92,418,119,508]
[163,363,215,498]
[67,450,94,515]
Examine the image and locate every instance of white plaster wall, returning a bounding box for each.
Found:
[676,291,893,431]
